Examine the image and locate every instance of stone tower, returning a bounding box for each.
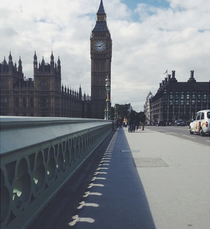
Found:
[33,52,61,117]
[90,0,112,119]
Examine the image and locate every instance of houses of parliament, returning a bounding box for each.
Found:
[0,0,112,119]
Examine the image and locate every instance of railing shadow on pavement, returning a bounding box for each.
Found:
[101,127,157,229]
[30,129,116,229]
[31,127,156,229]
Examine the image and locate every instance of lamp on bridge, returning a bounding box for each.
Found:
[105,75,111,120]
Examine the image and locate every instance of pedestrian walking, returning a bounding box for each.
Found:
[135,112,140,130]
[140,112,146,131]
[128,110,135,132]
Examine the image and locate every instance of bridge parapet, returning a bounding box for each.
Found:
[0,117,113,229]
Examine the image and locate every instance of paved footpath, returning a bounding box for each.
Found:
[32,127,210,229]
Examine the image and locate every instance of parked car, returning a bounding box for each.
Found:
[190,110,210,136]
[156,120,166,126]
[174,120,185,126]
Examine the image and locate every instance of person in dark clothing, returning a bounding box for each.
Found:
[135,112,140,130]
[128,110,135,132]
[140,113,146,131]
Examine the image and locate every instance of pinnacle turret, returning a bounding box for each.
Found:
[93,0,108,32]
[97,0,105,15]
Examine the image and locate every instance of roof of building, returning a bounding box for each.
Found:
[92,0,109,32]
[152,72,209,100]
[97,0,105,15]
[93,21,109,32]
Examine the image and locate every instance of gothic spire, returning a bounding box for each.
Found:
[18,56,22,73]
[51,51,54,61]
[18,56,22,66]
[93,0,108,32]
[50,51,54,66]
[57,56,60,66]
[9,51,13,63]
[34,51,37,61]
[97,0,105,15]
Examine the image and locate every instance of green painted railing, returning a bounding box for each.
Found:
[0,117,113,229]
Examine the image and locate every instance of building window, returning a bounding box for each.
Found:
[95,61,100,72]
[181,93,184,99]
[30,97,34,107]
[23,97,27,108]
[15,97,19,107]
[41,80,47,89]
[41,96,48,107]
[101,61,105,71]
[180,106,184,112]
[1,80,5,87]
[0,96,7,107]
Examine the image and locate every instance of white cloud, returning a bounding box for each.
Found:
[0,0,209,112]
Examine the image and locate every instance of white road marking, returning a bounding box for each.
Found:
[96,167,109,170]
[99,163,110,166]
[94,172,107,175]
[77,201,99,209]
[91,177,106,181]
[83,191,102,198]
[88,183,104,188]
[69,215,95,226]
[100,160,110,163]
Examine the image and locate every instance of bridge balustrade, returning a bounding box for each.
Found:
[0,117,113,229]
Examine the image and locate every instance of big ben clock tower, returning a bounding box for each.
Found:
[91,0,112,119]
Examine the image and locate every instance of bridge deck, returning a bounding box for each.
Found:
[31,127,210,229]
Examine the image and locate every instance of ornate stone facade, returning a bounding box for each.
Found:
[0,52,91,117]
[150,70,210,122]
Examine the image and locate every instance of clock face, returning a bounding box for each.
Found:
[95,41,105,52]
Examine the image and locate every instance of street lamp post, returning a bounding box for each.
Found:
[105,76,111,120]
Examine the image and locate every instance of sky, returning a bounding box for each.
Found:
[0,0,209,112]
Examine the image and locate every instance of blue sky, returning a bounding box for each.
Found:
[123,0,170,10]
[122,0,170,21]
[0,0,209,111]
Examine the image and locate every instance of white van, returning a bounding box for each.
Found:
[190,110,210,136]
